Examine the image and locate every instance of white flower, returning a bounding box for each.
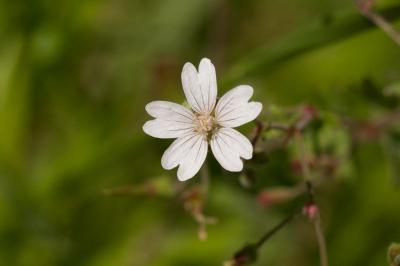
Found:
[143,58,262,181]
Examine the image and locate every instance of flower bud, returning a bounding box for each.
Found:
[303,203,319,220]
[224,244,258,266]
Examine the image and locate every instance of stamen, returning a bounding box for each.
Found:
[195,114,216,135]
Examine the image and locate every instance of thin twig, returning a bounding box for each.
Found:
[225,209,300,266]
[250,120,265,146]
[357,0,400,45]
[267,122,290,132]
[255,211,298,249]
[251,120,291,145]
[195,163,215,240]
[295,131,313,183]
[295,130,329,266]
[313,213,329,266]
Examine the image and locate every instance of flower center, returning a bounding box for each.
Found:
[194,114,216,135]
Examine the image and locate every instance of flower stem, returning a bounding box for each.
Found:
[295,130,329,266]
[313,213,329,266]
[356,0,400,46]
[226,209,299,266]
[250,120,265,146]
[254,210,298,249]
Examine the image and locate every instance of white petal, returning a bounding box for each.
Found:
[145,101,195,122]
[215,85,253,114]
[143,119,195,139]
[177,136,208,181]
[216,127,253,160]
[211,128,252,172]
[161,132,198,169]
[215,85,262,128]
[198,58,217,113]
[181,62,202,113]
[181,58,217,114]
[161,133,208,181]
[217,102,262,128]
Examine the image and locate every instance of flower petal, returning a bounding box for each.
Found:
[177,136,208,181]
[216,127,253,160]
[198,58,217,113]
[211,127,254,172]
[215,85,262,128]
[181,58,217,114]
[161,132,198,169]
[143,119,194,139]
[145,101,195,122]
[161,133,208,181]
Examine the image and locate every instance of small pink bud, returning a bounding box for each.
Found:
[357,0,374,14]
[303,203,319,220]
[301,104,317,119]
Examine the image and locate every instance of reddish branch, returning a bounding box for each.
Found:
[228,104,330,266]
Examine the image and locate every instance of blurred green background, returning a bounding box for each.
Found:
[1,0,400,265]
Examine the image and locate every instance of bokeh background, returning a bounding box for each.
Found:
[1,0,400,265]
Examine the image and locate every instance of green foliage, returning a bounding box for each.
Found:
[0,0,399,265]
